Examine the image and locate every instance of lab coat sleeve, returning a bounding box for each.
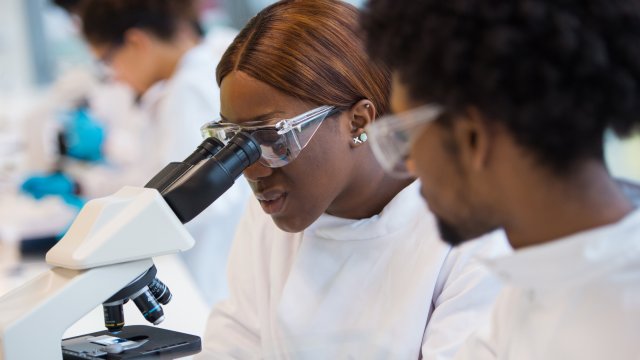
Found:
[198,199,262,359]
[421,231,510,360]
[450,313,500,360]
[452,290,513,360]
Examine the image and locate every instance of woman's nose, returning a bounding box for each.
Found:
[243,161,274,181]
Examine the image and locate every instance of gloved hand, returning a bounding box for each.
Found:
[61,106,105,162]
[20,172,85,209]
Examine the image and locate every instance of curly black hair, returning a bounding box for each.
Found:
[362,0,640,172]
[78,0,203,45]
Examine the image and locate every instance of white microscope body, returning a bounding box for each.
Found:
[0,186,194,360]
[0,132,261,360]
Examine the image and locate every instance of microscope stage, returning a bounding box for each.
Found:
[61,325,201,359]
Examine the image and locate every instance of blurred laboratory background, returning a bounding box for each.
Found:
[0,0,637,323]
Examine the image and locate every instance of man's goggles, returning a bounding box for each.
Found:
[366,105,444,178]
[201,105,339,168]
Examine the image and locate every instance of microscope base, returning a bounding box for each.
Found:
[61,325,201,359]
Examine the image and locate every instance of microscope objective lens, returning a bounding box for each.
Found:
[102,300,125,333]
[131,286,165,325]
[148,278,172,305]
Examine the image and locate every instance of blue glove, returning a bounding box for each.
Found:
[62,107,105,162]
[21,172,75,199]
[20,172,85,209]
[20,173,84,248]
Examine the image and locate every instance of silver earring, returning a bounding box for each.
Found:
[353,132,368,144]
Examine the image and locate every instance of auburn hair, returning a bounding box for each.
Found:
[217,0,390,116]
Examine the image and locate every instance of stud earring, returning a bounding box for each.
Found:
[352,132,368,144]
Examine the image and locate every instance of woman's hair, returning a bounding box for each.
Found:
[217,0,391,116]
[78,0,203,45]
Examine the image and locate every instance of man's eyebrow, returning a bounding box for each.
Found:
[219,111,286,124]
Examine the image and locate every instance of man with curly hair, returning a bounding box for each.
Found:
[362,0,640,359]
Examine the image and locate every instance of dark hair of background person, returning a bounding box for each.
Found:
[78,0,204,46]
[361,0,640,173]
[217,0,391,117]
[52,0,83,13]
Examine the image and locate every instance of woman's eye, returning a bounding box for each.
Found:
[273,142,288,156]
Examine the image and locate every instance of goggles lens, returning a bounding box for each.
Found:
[201,105,338,168]
[366,105,443,178]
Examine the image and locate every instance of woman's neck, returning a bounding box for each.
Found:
[326,153,414,220]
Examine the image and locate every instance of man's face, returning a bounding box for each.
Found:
[390,75,499,246]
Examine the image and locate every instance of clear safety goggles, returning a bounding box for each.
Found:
[366,105,444,177]
[201,105,339,168]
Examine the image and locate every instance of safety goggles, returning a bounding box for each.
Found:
[366,105,444,178]
[201,105,339,168]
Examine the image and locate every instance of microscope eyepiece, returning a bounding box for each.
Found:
[155,132,262,223]
[182,137,225,166]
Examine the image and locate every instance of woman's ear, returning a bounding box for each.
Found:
[348,99,375,147]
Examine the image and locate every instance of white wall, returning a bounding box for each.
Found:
[0,0,35,94]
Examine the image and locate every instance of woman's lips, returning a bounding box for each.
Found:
[255,190,288,215]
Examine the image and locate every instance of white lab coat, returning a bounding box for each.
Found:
[454,209,640,360]
[200,181,510,359]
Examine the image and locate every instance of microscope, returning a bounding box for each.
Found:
[0,132,261,359]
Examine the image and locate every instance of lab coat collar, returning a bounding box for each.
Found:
[307,181,428,241]
[484,208,640,291]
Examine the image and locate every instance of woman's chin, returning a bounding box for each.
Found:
[271,213,313,233]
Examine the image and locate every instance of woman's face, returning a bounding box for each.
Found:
[90,31,160,94]
[220,71,357,232]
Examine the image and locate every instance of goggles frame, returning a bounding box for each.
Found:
[201,105,340,168]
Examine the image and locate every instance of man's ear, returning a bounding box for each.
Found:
[450,106,494,171]
[347,99,375,147]
[123,28,152,51]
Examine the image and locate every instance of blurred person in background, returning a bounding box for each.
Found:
[14,0,153,251]
[19,0,247,306]
[75,0,248,306]
[197,1,509,358]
